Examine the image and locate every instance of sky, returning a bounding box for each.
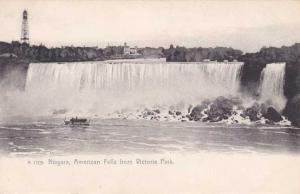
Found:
[0,0,300,52]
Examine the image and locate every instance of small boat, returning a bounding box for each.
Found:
[64,117,90,126]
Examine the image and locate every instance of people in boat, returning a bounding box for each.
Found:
[70,116,87,124]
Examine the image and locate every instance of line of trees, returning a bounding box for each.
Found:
[164,44,243,62]
[0,41,105,62]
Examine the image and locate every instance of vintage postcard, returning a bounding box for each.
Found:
[0,0,300,194]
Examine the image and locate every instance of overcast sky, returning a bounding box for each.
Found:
[0,0,300,52]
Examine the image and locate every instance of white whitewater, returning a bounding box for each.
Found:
[25,59,243,115]
[259,62,286,111]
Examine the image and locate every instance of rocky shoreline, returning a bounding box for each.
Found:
[107,96,290,126]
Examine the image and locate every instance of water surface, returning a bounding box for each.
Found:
[0,117,299,156]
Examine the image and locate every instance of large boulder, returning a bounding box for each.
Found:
[242,103,261,121]
[283,94,300,126]
[204,96,239,122]
[203,97,235,122]
[263,107,283,122]
[189,97,242,122]
[189,101,210,121]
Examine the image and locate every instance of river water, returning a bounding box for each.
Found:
[0,117,299,156]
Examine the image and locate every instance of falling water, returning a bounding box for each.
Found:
[259,62,286,111]
[26,60,242,92]
[24,59,243,115]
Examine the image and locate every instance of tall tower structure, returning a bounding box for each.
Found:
[21,10,29,44]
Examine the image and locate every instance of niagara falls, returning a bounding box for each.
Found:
[0,57,299,155]
[1,1,300,194]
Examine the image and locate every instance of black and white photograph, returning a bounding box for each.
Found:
[0,0,300,193]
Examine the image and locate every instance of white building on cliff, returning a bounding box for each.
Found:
[123,42,139,55]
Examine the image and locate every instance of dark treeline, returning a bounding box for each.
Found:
[102,46,124,57]
[0,41,105,62]
[141,47,165,58]
[164,44,243,62]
